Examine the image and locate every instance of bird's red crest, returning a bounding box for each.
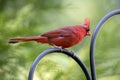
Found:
[83,18,90,29]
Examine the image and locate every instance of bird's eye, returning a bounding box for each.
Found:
[86,29,89,32]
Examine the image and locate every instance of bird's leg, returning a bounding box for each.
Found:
[52,45,63,52]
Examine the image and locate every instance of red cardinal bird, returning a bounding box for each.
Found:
[8,18,91,48]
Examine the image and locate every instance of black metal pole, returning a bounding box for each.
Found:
[90,9,120,80]
[28,48,91,80]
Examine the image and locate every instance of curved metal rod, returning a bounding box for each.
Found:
[28,48,91,80]
[90,9,120,80]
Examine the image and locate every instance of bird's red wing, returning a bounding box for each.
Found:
[41,27,76,48]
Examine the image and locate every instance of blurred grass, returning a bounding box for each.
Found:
[0,0,120,80]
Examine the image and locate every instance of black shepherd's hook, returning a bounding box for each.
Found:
[28,9,120,80]
[28,48,91,80]
[90,9,120,80]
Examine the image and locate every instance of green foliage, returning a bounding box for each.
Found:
[0,0,120,80]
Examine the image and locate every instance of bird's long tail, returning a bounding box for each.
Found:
[8,36,48,44]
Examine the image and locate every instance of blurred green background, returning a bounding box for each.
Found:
[0,0,120,80]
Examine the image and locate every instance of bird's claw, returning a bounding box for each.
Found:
[53,45,63,52]
[52,45,75,57]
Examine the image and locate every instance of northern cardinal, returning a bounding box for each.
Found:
[8,18,91,48]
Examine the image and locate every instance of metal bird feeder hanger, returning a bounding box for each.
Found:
[28,9,120,80]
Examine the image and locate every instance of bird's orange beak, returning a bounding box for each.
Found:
[87,31,91,36]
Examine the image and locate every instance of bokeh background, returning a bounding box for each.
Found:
[0,0,120,80]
